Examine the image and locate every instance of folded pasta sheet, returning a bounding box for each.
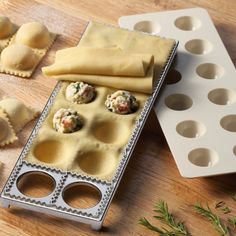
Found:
[43,47,153,77]
[42,22,175,94]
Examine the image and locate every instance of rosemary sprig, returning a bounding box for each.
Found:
[228,217,236,228]
[194,203,229,236]
[215,201,231,214]
[154,201,187,235]
[222,207,231,214]
[139,200,188,235]
[139,217,175,236]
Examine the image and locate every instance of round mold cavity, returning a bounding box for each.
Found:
[77,151,117,176]
[220,115,236,132]
[233,146,236,156]
[133,20,161,34]
[17,171,55,198]
[176,120,206,138]
[196,63,224,80]
[34,140,68,164]
[165,94,193,111]
[63,183,101,209]
[185,39,212,55]
[174,16,201,31]
[165,69,182,85]
[188,148,219,167]
[93,120,129,144]
[208,88,236,105]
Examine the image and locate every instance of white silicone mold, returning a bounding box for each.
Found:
[119,8,236,178]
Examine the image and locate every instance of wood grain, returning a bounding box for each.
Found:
[0,0,236,235]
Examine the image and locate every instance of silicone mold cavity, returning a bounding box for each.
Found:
[196,63,224,80]
[220,115,236,132]
[188,148,219,167]
[133,20,161,34]
[176,120,206,138]
[165,93,193,111]
[208,88,236,105]
[174,16,201,31]
[185,39,212,55]
[233,146,236,156]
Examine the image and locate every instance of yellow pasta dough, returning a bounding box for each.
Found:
[0,44,40,77]
[0,15,17,52]
[15,22,51,49]
[0,98,39,133]
[42,22,175,94]
[25,82,148,180]
[0,108,17,147]
[1,44,37,70]
[42,47,154,94]
[43,47,153,77]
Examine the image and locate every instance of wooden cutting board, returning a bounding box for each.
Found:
[1,1,236,236]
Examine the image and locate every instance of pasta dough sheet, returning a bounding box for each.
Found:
[25,82,148,181]
[43,21,175,94]
[0,108,18,147]
[43,47,153,77]
[0,98,39,132]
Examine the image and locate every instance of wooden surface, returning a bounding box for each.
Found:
[0,0,236,235]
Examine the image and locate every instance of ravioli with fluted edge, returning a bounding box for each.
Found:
[0,15,17,52]
[0,108,17,147]
[0,97,39,132]
[0,21,56,77]
[1,44,38,71]
[15,22,51,49]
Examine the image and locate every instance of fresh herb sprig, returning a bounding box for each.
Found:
[228,217,236,228]
[194,203,229,236]
[154,201,187,235]
[139,218,175,235]
[215,201,231,214]
[139,200,188,235]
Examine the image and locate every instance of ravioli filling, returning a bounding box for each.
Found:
[66,82,95,104]
[53,108,83,133]
[105,90,139,114]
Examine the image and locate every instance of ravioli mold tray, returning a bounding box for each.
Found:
[0,24,178,229]
[119,8,236,178]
